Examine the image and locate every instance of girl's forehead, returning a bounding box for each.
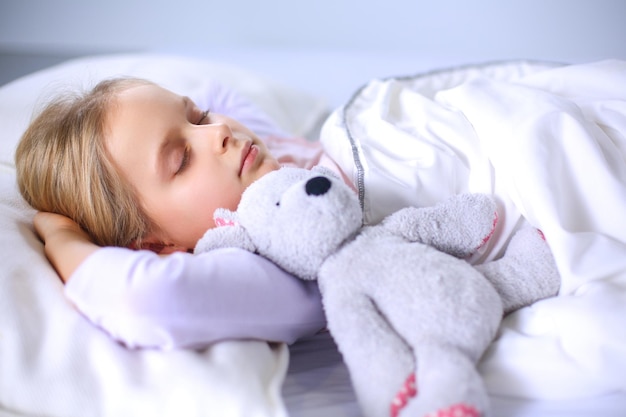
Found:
[109,84,185,117]
[117,83,177,101]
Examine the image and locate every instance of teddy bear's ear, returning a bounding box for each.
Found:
[311,165,340,180]
[214,208,239,227]
[195,209,256,255]
[194,222,257,255]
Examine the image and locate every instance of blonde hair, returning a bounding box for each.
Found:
[15,77,155,247]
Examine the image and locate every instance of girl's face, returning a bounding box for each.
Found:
[105,84,280,252]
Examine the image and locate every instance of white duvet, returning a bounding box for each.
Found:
[320,60,626,400]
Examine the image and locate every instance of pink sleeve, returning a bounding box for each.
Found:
[65,247,325,349]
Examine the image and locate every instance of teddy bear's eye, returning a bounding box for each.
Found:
[275,201,280,207]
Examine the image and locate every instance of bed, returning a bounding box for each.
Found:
[1,52,625,417]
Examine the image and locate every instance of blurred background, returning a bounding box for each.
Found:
[1,0,625,104]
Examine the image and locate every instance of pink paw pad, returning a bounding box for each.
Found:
[425,403,481,417]
[390,373,417,417]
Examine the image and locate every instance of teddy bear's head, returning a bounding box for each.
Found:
[214,167,362,280]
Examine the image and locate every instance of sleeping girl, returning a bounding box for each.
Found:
[15,77,329,348]
[20,62,620,349]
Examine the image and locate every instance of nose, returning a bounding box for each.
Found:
[196,122,232,153]
[305,176,332,196]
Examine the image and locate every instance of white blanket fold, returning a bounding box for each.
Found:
[321,59,626,400]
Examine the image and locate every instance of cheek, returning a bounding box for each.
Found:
[186,178,243,219]
[181,182,243,246]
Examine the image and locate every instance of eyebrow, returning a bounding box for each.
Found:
[181,96,191,109]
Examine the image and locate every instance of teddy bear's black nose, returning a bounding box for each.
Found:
[305,176,332,196]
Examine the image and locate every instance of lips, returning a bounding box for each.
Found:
[239,141,259,175]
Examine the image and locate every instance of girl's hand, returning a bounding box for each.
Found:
[34,212,100,283]
[34,212,86,243]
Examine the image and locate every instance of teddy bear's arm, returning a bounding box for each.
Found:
[476,227,561,314]
[381,194,497,258]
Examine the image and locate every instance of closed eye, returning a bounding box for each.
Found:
[196,109,209,125]
[175,145,190,175]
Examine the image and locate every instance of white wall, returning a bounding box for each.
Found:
[1,0,625,63]
[1,0,625,104]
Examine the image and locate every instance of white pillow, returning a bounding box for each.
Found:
[0,53,327,417]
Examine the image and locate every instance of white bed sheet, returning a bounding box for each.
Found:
[285,332,626,417]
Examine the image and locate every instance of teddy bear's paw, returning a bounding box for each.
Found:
[476,226,561,313]
[390,374,484,417]
[474,211,498,253]
[423,403,482,417]
[391,373,417,417]
[428,193,498,259]
[454,194,499,257]
[381,194,497,259]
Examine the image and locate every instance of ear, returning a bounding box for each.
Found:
[214,208,239,227]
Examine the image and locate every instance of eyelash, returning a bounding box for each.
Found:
[197,109,209,125]
[176,109,208,175]
[176,145,190,175]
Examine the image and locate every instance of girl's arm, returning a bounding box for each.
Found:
[35,212,325,349]
[65,247,325,349]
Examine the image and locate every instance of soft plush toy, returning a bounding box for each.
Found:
[195,167,560,417]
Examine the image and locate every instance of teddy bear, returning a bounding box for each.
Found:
[195,166,560,417]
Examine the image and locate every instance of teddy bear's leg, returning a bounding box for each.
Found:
[476,226,561,314]
[322,290,415,417]
[382,194,498,259]
[401,343,489,417]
